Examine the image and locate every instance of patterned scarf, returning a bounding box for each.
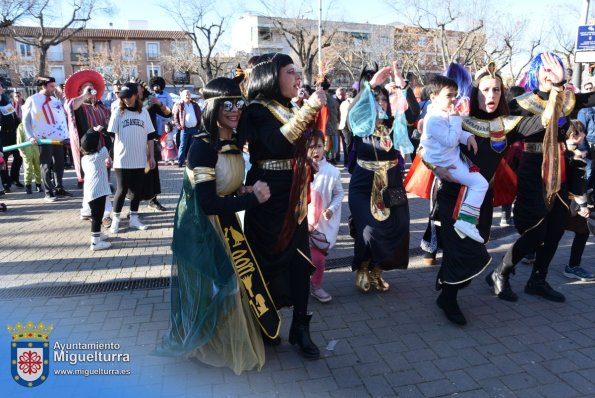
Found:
[541,90,564,209]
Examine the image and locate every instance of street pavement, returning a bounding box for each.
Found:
[0,163,594,398]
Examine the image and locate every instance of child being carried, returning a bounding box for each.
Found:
[421,75,488,243]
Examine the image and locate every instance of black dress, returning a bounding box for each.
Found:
[349,135,410,271]
[241,100,312,309]
[435,111,546,285]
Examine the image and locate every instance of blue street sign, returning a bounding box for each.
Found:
[577,25,595,51]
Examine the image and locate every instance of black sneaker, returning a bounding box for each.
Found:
[148,199,166,211]
[55,188,73,197]
[524,279,566,302]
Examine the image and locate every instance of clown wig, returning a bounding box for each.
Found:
[443,63,472,99]
[524,52,565,92]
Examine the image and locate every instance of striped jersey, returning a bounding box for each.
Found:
[82,147,112,203]
[108,108,154,169]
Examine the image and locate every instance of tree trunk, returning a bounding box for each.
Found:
[38,47,48,75]
[205,61,213,81]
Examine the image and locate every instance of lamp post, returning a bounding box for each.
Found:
[318,0,322,76]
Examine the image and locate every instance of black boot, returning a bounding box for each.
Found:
[525,269,565,302]
[25,184,32,194]
[289,312,320,359]
[35,183,42,192]
[436,285,467,325]
[485,261,518,302]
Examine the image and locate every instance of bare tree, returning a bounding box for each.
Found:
[8,0,111,74]
[327,25,395,86]
[257,0,337,85]
[388,0,486,71]
[162,0,227,82]
[484,16,543,86]
[0,0,39,28]
[87,47,141,84]
[0,46,39,88]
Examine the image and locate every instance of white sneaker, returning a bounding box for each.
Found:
[310,286,332,303]
[90,240,111,251]
[129,217,148,230]
[453,219,484,243]
[110,217,121,234]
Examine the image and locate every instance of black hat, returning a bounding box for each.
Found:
[119,82,138,99]
[80,129,100,153]
[36,76,56,87]
[149,76,166,90]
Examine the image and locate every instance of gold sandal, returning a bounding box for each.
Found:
[370,266,390,291]
[355,263,370,292]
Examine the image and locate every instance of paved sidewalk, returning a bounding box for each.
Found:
[0,165,594,398]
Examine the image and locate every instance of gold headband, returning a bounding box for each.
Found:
[473,61,502,87]
[252,53,279,70]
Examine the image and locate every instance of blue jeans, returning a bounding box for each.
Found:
[178,126,198,166]
[579,140,593,188]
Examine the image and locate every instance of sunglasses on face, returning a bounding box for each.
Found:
[222,99,246,112]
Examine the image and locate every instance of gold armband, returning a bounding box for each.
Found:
[188,166,216,186]
[280,101,320,144]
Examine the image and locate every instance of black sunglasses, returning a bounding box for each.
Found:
[222,99,246,112]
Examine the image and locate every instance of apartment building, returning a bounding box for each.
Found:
[0,25,192,87]
[230,14,485,86]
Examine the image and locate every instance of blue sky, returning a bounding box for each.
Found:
[47,0,585,54]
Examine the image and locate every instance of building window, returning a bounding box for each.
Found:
[18,41,33,58]
[147,65,161,79]
[351,32,369,46]
[49,65,65,84]
[418,36,427,47]
[71,41,89,61]
[47,43,63,62]
[0,40,6,53]
[258,27,272,42]
[0,66,10,86]
[146,42,160,60]
[122,41,137,61]
[122,65,138,80]
[173,70,190,84]
[94,41,111,54]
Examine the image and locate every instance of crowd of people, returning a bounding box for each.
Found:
[1,50,595,375]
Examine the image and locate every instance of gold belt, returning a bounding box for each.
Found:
[524,142,564,154]
[524,143,543,153]
[357,159,398,172]
[256,159,293,170]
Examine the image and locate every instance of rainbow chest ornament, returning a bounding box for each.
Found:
[462,116,522,153]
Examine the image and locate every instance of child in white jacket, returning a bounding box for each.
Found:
[421,75,488,243]
[307,130,344,303]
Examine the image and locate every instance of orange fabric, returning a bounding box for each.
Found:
[315,105,329,135]
[404,155,434,199]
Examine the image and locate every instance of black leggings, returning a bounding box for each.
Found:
[569,232,590,267]
[89,196,107,233]
[506,198,567,275]
[113,168,144,213]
